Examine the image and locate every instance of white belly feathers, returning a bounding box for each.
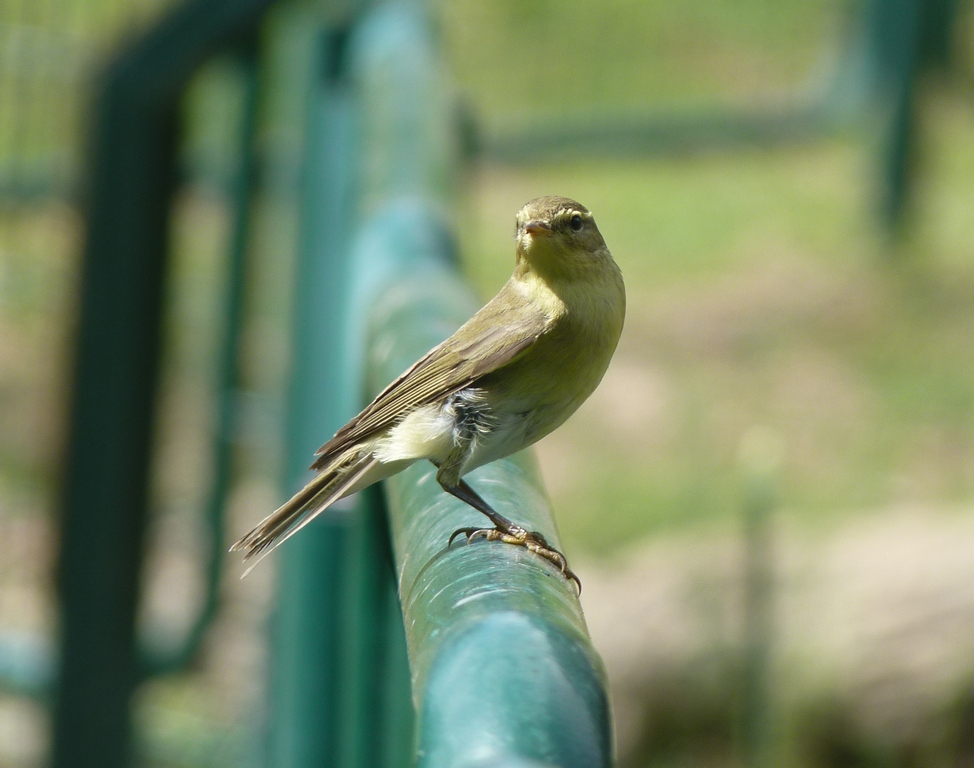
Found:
[373,387,531,477]
[373,402,456,464]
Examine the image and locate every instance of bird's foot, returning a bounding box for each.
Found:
[448,525,581,593]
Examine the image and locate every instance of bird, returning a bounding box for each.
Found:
[231,196,626,590]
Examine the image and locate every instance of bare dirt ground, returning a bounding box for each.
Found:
[578,506,974,765]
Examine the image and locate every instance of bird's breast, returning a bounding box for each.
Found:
[471,314,621,458]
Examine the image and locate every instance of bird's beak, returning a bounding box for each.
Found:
[523,220,552,237]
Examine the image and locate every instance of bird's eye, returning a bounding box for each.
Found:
[569,213,583,232]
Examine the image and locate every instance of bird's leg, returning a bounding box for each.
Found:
[442,477,524,539]
[432,395,580,591]
[438,473,580,593]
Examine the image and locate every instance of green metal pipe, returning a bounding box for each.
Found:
[357,214,613,768]
[350,0,457,212]
[267,19,361,768]
[481,104,834,165]
[53,51,180,768]
[142,42,261,680]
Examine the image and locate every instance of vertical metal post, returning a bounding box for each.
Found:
[870,0,924,234]
[142,41,261,679]
[863,0,958,234]
[268,23,363,768]
[52,72,180,768]
[52,2,282,765]
[336,486,411,768]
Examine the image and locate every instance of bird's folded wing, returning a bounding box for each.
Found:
[311,291,550,468]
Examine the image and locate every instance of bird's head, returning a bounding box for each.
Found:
[514,196,610,281]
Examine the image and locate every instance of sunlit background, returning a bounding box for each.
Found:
[2,0,974,765]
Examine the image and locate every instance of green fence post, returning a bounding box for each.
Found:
[52,2,276,766]
[869,0,958,235]
[142,40,261,679]
[53,78,178,768]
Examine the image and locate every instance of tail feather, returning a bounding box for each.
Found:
[230,449,377,572]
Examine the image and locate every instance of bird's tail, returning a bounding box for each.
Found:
[230,448,377,572]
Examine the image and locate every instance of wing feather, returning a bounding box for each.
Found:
[311,285,550,469]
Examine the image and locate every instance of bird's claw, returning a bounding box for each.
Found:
[447,526,581,593]
[447,527,483,547]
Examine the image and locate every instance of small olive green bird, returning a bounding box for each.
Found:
[231,196,625,588]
